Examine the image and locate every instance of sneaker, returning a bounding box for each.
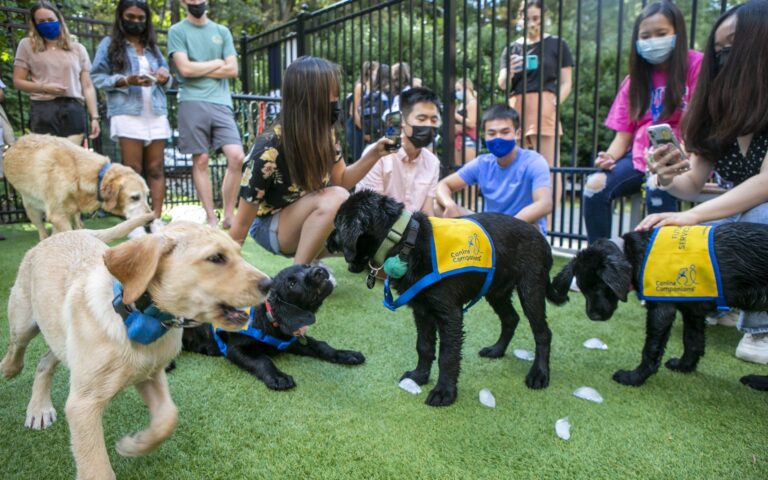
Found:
[706,309,740,327]
[150,218,165,234]
[735,333,768,364]
[128,226,148,239]
[569,277,580,292]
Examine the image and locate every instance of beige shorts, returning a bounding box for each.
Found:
[508,91,563,137]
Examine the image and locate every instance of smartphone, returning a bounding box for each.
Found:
[511,54,539,72]
[647,123,684,162]
[384,111,402,152]
[139,74,157,84]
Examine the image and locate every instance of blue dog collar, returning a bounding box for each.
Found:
[96,162,112,202]
[211,305,298,356]
[112,279,176,345]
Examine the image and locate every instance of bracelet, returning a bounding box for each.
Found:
[91,116,100,120]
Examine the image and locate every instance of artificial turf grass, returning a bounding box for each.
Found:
[0,218,767,479]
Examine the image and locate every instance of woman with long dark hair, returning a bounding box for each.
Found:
[582,0,703,244]
[92,0,172,236]
[13,1,100,144]
[637,1,768,370]
[231,56,394,264]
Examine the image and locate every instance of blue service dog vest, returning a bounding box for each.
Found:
[211,307,297,356]
[638,226,728,310]
[384,217,496,311]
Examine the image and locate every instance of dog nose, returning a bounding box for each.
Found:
[258,277,272,295]
[310,266,329,281]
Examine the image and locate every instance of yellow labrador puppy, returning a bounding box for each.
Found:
[4,134,152,240]
[1,214,271,480]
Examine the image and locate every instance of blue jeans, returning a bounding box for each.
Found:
[707,202,768,334]
[583,151,677,244]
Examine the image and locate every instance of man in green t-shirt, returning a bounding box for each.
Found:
[168,0,243,229]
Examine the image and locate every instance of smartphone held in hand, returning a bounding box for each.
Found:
[647,123,685,162]
[139,74,157,84]
[384,111,402,152]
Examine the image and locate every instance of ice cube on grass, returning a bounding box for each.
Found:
[555,417,571,440]
[513,349,534,361]
[478,388,496,408]
[573,386,604,404]
[583,337,608,350]
[398,378,422,395]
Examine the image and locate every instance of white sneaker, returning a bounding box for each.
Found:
[569,277,580,292]
[128,226,147,239]
[150,218,165,234]
[735,333,768,364]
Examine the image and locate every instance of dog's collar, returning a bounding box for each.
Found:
[265,299,280,328]
[372,210,416,267]
[96,162,113,202]
[112,279,199,345]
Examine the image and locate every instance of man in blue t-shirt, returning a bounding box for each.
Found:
[435,104,552,234]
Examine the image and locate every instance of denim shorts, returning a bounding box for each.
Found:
[248,212,284,255]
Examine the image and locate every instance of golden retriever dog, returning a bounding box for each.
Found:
[4,133,152,240]
[1,214,271,480]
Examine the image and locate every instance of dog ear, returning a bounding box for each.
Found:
[551,260,575,300]
[600,253,632,302]
[100,171,121,211]
[272,300,317,332]
[326,229,341,254]
[104,235,175,304]
[341,220,364,264]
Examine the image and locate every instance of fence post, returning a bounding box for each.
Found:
[239,30,251,93]
[442,0,456,173]
[296,3,310,57]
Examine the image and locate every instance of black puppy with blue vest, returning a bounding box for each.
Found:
[181,264,365,390]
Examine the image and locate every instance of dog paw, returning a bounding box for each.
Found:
[24,405,57,430]
[265,373,296,391]
[401,370,430,386]
[116,433,147,457]
[478,345,506,358]
[425,385,457,407]
[664,357,696,373]
[524,367,550,390]
[740,374,768,391]
[613,369,647,386]
[334,350,365,365]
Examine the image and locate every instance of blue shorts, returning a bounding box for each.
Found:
[248,212,284,255]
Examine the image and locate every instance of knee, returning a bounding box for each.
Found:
[316,187,349,216]
[227,151,245,170]
[584,172,607,198]
[146,164,164,180]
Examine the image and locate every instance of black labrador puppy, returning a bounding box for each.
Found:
[552,222,768,391]
[182,264,365,390]
[327,190,567,407]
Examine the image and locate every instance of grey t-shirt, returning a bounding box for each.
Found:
[167,19,237,107]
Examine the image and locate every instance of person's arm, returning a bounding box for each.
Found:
[436,172,469,218]
[353,82,363,129]
[230,197,261,246]
[332,137,394,189]
[653,147,713,201]
[594,131,634,170]
[355,150,383,193]
[455,98,477,129]
[80,69,101,139]
[206,55,238,79]
[514,186,552,224]
[171,52,225,78]
[558,66,572,104]
[13,65,64,96]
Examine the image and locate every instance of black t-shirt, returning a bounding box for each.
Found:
[499,36,574,96]
[715,131,768,188]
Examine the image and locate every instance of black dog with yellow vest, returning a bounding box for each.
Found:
[327,190,567,407]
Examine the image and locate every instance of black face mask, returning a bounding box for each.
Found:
[714,46,731,74]
[187,2,207,19]
[330,101,341,125]
[121,19,146,36]
[407,125,437,149]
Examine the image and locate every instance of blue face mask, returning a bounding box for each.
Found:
[636,35,676,65]
[36,20,61,41]
[486,137,517,158]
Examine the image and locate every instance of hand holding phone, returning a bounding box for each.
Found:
[647,124,684,162]
[384,112,402,152]
[139,74,157,84]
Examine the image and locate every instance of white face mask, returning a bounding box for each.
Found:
[636,34,677,65]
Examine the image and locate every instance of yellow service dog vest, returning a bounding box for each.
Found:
[384,217,495,311]
[638,226,727,309]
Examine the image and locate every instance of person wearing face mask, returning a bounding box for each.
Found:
[91,0,172,237]
[231,57,393,265]
[13,1,100,145]
[357,87,442,216]
[582,1,703,245]
[167,0,244,229]
[436,104,552,235]
[636,1,768,368]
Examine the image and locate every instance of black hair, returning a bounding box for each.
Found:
[482,104,520,130]
[108,0,161,73]
[399,87,441,120]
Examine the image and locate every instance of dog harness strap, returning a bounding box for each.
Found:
[211,306,298,355]
[96,162,112,202]
[638,226,729,309]
[373,211,413,267]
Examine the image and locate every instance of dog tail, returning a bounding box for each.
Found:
[86,213,155,243]
[546,280,569,305]
[546,261,573,305]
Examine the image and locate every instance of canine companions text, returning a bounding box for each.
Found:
[4,133,152,240]
[327,191,567,407]
[182,264,365,390]
[1,216,271,480]
[552,223,768,391]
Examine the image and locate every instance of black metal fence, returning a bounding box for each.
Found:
[1,1,733,250]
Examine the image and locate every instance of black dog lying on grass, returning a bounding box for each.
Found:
[327,191,567,407]
[181,264,365,390]
[552,223,768,391]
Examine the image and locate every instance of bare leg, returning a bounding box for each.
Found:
[528,134,561,231]
[219,143,245,229]
[144,140,167,218]
[25,350,60,429]
[191,152,217,227]
[115,369,178,457]
[66,133,84,146]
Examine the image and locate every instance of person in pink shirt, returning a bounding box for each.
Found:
[357,87,441,215]
[582,1,703,243]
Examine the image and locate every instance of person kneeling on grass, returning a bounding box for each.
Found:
[435,104,552,235]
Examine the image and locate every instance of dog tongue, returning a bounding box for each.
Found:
[226,308,249,324]
[294,326,309,336]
